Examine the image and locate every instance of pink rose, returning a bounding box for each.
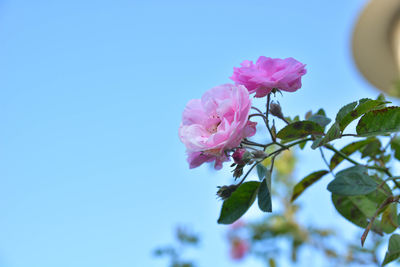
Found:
[230,238,249,260]
[230,56,307,97]
[179,84,257,170]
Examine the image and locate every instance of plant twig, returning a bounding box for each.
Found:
[323,144,359,165]
[251,107,267,124]
[361,196,400,246]
[265,93,276,142]
[323,144,396,183]
[270,155,276,175]
[242,140,267,148]
[267,138,313,158]
[238,160,262,185]
[319,147,331,172]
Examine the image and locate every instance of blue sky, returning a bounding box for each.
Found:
[0,0,391,266]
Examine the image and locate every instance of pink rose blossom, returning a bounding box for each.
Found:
[230,238,249,260]
[230,56,307,97]
[179,84,257,170]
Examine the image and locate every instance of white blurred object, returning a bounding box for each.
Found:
[352,0,400,97]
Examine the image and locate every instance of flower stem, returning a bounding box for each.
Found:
[238,137,313,185]
[238,160,261,185]
[266,93,276,142]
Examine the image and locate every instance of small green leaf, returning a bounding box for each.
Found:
[277,120,323,141]
[291,170,329,202]
[327,166,378,196]
[356,107,400,137]
[336,99,388,132]
[217,181,260,224]
[258,172,272,212]
[383,234,400,265]
[329,139,373,170]
[311,122,341,149]
[377,93,386,102]
[256,164,267,181]
[316,108,327,116]
[311,137,323,149]
[299,140,307,150]
[307,114,331,128]
[360,139,381,158]
[336,101,357,128]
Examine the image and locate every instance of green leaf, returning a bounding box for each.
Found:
[329,139,373,170]
[316,108,327,116]
[332,176,392,230]
[332,194,370,228]
[383,234,400,265]
[291,170,329,202]
[307,114,331,128]
[217,181,260,224]
[380,203,399,234]
[276,120,323,141]
[377,93,386,102]
[336,101,357,125]
[258,172,272,212]
[311,122,341,149]
[360,139,381,158]
[391,137,400,161]
[327,166,378,196]
[336,99,388,132]
[256,164,267,181]
[298,140,307,150]
[356,107,400,137]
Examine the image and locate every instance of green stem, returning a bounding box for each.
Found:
[242,140,267,148]
[239,138,313,185]
[238,160,261,185]
[323,144,359,165]
[324,144,400,188]
[266,93,276,142]
[268,138,313,157]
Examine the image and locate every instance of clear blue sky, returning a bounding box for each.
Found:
[0,0,389,266]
